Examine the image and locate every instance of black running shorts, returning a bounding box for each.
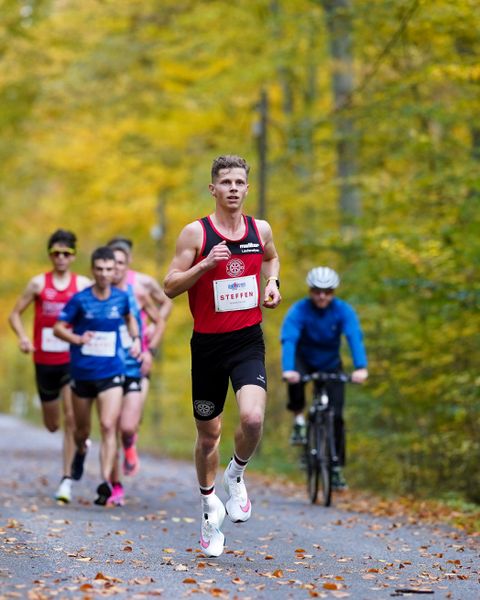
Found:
[35,363,71,403]
[71,374,125,399]
[123,376,142,394]
[190,323,266,421]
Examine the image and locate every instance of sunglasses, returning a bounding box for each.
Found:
[49,248,76,257]
[310,288,334,295]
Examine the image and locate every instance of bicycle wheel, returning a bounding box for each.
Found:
[316,419,332,507]
[305,421,319,503]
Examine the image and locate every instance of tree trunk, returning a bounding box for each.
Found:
[322,0,361,235]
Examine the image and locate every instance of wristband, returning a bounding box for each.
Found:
[266,276,280,289]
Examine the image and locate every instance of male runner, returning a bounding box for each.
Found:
[164,155,281,557]
[53,246,141,506]
[105,245,161,506]
[8,229,90,503]
[106,236,172,474]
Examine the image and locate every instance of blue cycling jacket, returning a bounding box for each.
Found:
[281,297,367,372]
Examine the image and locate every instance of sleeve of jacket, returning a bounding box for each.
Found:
[280,301,304,372]
[341,302,368,369]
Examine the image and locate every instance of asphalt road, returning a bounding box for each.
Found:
[0,414,478,599]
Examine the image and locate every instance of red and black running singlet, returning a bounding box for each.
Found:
[188,215,265,334]
[33,272,79,365]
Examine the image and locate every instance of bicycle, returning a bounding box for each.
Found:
[302,371,351,507]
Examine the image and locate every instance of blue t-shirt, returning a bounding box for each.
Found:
[281,297,367,372]
[58,286,131,381]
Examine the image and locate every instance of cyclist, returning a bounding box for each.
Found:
[281,266,368,490]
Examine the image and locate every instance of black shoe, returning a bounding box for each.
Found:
[71,450,87,481]
[94,482,113,506]
[331,467,348,491]
[290,423,307,446]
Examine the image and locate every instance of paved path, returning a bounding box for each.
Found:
[0,414,478,599]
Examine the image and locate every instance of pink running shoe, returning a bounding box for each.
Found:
[106,482,125,507]
[123,435,140,477]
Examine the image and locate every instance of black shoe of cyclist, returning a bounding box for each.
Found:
[71,449,87,481]
[332,467,348,491]
[290,423,307,446]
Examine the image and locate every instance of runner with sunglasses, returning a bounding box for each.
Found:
[281,267,368,491]
[8,229,91,503]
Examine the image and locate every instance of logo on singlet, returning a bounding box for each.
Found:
[226,258,245,278]
[194,400,215,417]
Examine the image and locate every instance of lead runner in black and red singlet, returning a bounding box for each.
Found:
[164,155,281,557]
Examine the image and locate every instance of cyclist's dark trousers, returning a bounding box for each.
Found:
[287,374,346,467]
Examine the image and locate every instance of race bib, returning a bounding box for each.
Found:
[119,324,132,349]
[213,275,259,312]
[81,331,117,357]
[41,327,69,353]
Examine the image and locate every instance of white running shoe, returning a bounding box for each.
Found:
[199,494,226,558]
[54,477,72,503]
[223,463,252,523]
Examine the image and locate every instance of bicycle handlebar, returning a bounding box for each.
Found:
[301,372,352,384]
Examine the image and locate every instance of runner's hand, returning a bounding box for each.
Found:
[204,240,231,269]
[78,331,95,345]
[263,280,281,308]
[19,337,34,354]
[129,337,142,359]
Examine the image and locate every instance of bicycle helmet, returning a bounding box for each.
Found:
[306,267,340,289]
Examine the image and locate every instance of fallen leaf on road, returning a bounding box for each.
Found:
[323,582,339,590]
[272,569,283,578]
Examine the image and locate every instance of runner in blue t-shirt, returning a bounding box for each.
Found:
[281,267,368,490]
[54,246,141,506]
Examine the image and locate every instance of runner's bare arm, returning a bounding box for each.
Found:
[256,220,281,309]
[136,272,173,321]
[142,294,167,350]
[124,312,141,358]
[53,321,93,346]
[163,221,231,298]
[8,275,44,353]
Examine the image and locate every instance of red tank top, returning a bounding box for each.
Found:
[188,215,264,334]
[33,272,79,365]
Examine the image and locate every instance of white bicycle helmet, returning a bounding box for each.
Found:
[306,266,340,289]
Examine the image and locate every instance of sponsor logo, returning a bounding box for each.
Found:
[239,242,261,254]
[257,374,266,384]
[109,306,121,319]
[228,281,247,290]
[226,258,245,278]
[194,400,215,417]
[42,300,66,316]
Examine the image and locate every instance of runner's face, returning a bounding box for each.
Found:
[209,168,248,211]
[113,250,128,284]
[48,245,75,273]
[92,259,115,289]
